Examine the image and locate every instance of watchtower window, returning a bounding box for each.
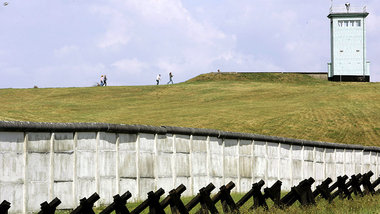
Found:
[338,20,361,27]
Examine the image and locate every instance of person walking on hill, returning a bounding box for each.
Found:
[103,75,107,86]
[100,75,104,86]
[167,72,174,84]
[156,74,161,85]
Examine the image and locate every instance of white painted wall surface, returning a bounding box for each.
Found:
[0,130,379,213]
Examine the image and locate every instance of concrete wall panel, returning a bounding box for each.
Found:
[139,178,155,198]
[156,153,172,177]
[0,183,23,214]
[253,157,266,178]
[315,148,324,163]
[279,159,291,180]
[325,149,335,163]
[292,146,302,160]
[175,153,190,177]
[335,163,344,177]
[27,132,51,153]
[99,133,116,150]
[253,141,266,157]
[315,163,324,181]
[54,182,73,209]
[370,153,377,179]
[174,135,190,153]
[335,149,344,163]
[304,161,313,179]
[158,135,172,153]
[280,144,291,158]
[239,140,253,156]
[76,132,97,150]
[118,134,137,151]
[292,160,302,180]
[345,150,354,163]
[346,163,355,176]
[139,153,155,178]
[54,153,73,181]
[210,153,223,177]
[54,133,74,152]
[99,178,117,205]
[76,178,96,200]
[240,178,252,192]
[239,156,252,178]
[303,147,314,161]
[191,136,207,152]
[224,155,238,178]
[363,151,371,164]
[209,137,222,154]
[27,153,49,181]
[27,182,49,211]
[267,143,278,157]
[267,159,279,179]
[363,151,371,173]
[354,150,362,172]
[0,132,24,152]
[139,134,155,152]
[326,163,336,179]
[193,176,209,193]
[156,177,173,195]
[0,153,23,182]
[224,139,238,156]
[99,151,116,177]
[267,143,279,180]
[119,151,136,178]
[119,178,137,201]
[191,153,207,176]
[77,151,96,178]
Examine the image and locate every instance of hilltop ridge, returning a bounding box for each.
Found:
[187,72,326,84]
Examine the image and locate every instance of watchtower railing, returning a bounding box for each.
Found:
[329,6,367,14]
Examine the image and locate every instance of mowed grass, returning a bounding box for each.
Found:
[1,72,380,146]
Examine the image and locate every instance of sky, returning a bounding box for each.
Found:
[0,0,379,88]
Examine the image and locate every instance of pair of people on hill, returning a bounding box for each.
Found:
[156,72,174,85]
[100,75,107,86]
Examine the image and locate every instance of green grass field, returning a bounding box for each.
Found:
[1,72,380,146]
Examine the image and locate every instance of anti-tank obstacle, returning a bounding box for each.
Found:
[1,171,380,213]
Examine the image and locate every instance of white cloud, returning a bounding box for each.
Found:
[54,45,79,57]
[97,32,131,49]
[90,5,133,49]
[111,58,147,74]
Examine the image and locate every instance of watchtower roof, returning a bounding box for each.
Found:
[328,5,369,18]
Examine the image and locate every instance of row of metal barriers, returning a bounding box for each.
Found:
[1,170,380,214]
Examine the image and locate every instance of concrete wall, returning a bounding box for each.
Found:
[0,121,379,213]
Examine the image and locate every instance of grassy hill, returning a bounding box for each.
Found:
[1,72,380,146]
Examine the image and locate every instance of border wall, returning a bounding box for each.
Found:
[0,121,379,213]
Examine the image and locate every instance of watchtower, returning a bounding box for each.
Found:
[327,3,370,82]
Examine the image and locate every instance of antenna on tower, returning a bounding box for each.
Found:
[345,2,351,13]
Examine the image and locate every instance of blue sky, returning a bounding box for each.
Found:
[0,0,379,88]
